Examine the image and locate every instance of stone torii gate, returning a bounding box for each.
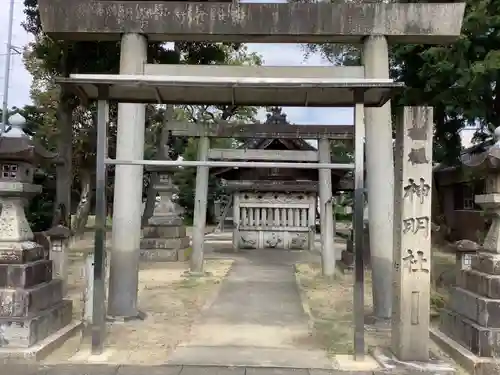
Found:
[39,0,465,366]
[38,0,465,325]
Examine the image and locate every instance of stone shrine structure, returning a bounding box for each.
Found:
[140,167,190,261]
[212,108,349,251]
[432,129,500,373]
[0,114,75,358]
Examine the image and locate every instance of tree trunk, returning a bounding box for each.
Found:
[71,169,93,237]
[55,90,74,228]
[141,173,159,227]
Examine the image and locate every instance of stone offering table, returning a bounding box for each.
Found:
[140,168,190,261]
[0,114,77,360]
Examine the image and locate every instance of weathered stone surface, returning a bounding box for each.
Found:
[0,300,72,348]
[139,249,178,262]
[472,252,500,275]
[450,287,500,328]
[0,279,63,318]
[38,1,465,44]
[457,268,500,299]
[440,308,500,357]
[0,244,45,264]
[142,225,186,239]
[0,259,52,288]
[392,107,433,361]
[140,237,190,250]
[147,216,184,227]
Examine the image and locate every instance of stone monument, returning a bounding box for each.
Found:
[374,108,455,373]
[0,114,77,359]
[433,128,500,373]
[140,169,190,261]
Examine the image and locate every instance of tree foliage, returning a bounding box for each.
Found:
[300,0,500,166]
[20,0,262,229]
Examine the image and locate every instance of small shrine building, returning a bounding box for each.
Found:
[212,108,351,251]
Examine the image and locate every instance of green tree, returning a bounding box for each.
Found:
[22,0,245,230]
[299,0,500,166]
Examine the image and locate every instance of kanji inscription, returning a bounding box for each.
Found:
[402,249,430,274]
[402,216,430,236]
[403,178,430,204]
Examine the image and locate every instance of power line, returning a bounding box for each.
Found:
[1,0,15,132]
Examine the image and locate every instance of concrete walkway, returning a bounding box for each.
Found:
[4,364,384,375]
[167,249,333,369]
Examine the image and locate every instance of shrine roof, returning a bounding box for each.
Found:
[55,74,403,107]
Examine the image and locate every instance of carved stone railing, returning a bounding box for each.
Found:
[233,192,316,250]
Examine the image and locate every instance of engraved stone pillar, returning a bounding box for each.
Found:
[437,127,500,361]
[392,107,433,361]
[140,169,190,261]
[0,114,74,354]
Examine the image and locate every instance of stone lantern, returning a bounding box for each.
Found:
[140,166,190,261]
[438,127,500,361]
[45,224,72,295]
[0,114,75,356]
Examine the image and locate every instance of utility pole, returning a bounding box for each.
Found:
[1,0,16,133]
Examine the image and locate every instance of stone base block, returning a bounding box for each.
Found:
[458,268,500,299]
[147,216,183,227]
[0,299,73,348]
[449,287,500,327]
[0,259,52,288]
[440,308,500,357]
[340,250,354,267]
[371,347,455,375]
[472,252,500,275]
[140,247,191,262]
[142,225,186,239]
[0,243,45,264]
[431,327,500,375]
[140,236,190,250]
[0,279,63,318]
[0,319,82,362]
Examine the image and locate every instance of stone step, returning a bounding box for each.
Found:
[0,259,52,288]
[457,268,500,299]
[440,308,500,357]
[471,252,500,275]
[0,299,73,348]
[449,287,500,328]
[0,279,63,318]
[0,243,45,264]
[167,345,334,369]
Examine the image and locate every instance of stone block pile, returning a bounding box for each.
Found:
[440,252,500,357]
[0,244,73,348]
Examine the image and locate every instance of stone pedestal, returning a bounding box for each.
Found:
[432,133,500,374]
[140,171,190,262]
[0,114,79,360]
[440,205,500,357]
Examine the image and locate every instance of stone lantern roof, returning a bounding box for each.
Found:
[0,113,57,163]
[459,127,500,171]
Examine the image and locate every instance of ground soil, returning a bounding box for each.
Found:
[44,258,233,365]
[294,246,468,373]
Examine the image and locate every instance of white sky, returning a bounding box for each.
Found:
[0,0,473,147]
